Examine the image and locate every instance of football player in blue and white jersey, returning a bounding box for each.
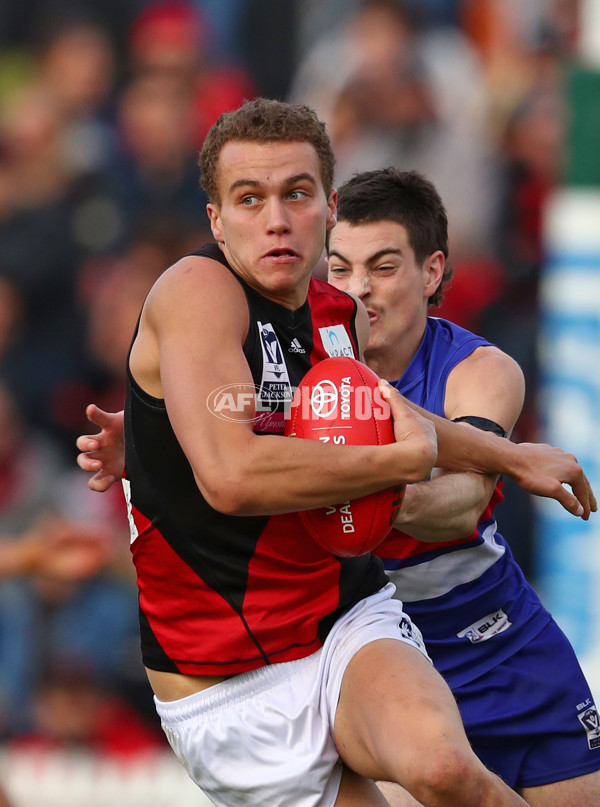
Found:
[328,167,600,807]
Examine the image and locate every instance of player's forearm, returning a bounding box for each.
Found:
[393,471,495,541]
[400,397,595,519]
[198,434,436,517]
[406,404,518,476]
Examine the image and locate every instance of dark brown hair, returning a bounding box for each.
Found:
[335,168,452,306]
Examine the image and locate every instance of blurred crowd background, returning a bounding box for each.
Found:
[0,0,589,773]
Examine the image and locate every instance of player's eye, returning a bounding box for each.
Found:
[328,265,350,275]
[288,190,308,201]
[241,195,259,206]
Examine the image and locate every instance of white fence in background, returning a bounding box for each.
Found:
[0,748,214,807]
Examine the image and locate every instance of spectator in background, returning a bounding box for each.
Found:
[64,223,200,440]
[22,15,124,256]
[483,46,567,407]
[289,0,498,260]
[31,17,119,178]
[126,0,256,148]
[0,511,110,807]
[108,72,208,244]
[0,83,86,446]
[0,377,152,749]
[0,15,125,450]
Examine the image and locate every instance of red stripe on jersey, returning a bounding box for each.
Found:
[377,481,506,560]
[243,512,342,655]
[129,504,273,674]
[307,277,359,363]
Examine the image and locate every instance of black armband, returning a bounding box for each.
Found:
[451,415,507,439]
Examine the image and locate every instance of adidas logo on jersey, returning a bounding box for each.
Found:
[289,338,305,353]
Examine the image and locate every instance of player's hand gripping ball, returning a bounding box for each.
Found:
[284,357,405,556]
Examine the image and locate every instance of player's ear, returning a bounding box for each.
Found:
[424,251,445,297]
[207,203,224,243]
[325,189,338,232]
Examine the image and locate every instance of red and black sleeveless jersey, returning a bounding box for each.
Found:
[123,243,387,676]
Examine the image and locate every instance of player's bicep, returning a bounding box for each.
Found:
[147,260,254,494]
[444,346,525,437]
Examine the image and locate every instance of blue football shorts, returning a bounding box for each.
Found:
[453,618,600,789]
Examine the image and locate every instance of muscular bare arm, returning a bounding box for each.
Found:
[398,348,596,520]
[393,470,496,540]
[393,346,522,539]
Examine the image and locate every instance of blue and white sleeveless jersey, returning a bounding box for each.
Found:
[376,317,551,688]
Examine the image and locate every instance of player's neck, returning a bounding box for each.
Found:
[365,330,425,384]
[365,347,414,384]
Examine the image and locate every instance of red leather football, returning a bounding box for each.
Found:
[285,356,405,556]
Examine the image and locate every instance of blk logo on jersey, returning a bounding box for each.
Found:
[319,325,355,358]
[577,702,600,750]
[457,609,512,643]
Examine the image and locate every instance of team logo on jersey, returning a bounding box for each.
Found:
[257,321,292,412]
[260,323,285,377]
[457,609,512,644]
[288,337,305,353]
[577,701,600,749]
[397,616,426,652]
[318,325,355,358]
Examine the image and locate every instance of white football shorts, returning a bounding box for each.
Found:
[155,582,429,807]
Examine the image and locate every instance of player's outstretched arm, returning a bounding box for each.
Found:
[385,384,596,520]
[76,405,124,492]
